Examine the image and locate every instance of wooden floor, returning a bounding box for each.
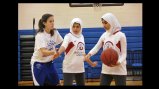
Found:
[18,80,142,86]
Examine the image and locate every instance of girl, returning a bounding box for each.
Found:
[85,13,127,86]
[52,18,97,86]
[30,13,63,86]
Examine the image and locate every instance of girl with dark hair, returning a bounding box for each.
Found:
[30,14,63,86]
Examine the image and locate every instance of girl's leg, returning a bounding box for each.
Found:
[100,74,113,86]
[75,72,85,86]
[113,75,126,86]
[63,73,74,85]
[44,62,60,86]
[32,62,46,86]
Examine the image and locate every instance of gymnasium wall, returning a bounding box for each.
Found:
[18,3,142,30]
[18,3,143,81]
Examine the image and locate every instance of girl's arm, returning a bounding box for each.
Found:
[83,54,98,67]
[39,48,55,57]
[35,34,55,57]
[86,59,98,67]
[85,35,103,60]
[117,34,127,64]
[56,30,64,45]
[52,35,70,60]
[53,46,65,59]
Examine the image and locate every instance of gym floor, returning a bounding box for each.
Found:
[18,79,142,86]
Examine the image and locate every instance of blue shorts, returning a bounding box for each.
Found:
[32,61,59,86]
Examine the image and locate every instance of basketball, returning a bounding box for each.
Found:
[100,48,118,67]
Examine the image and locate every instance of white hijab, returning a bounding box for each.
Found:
[70,18,83,38]
[101,13,121,35]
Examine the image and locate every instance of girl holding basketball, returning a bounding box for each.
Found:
[30,14,63,86]
[85,13,127,86]
[52,18,97,86]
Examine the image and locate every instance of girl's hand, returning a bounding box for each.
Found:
[52,52,60,60]
[115,61,121,66]
[91,61,98,67]
[84,53,91,61]
[56,48,59,51]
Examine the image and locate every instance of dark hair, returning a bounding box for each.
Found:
[38,13,55,36]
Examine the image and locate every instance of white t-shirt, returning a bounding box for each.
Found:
[61,33,85,73]
[31,30,63,64]
[89,31,127,75]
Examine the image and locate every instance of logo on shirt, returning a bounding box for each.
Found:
[104,41,114,49]
[74,42,85,56]
[47,40,56,50]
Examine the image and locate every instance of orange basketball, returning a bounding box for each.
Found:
[100,48,118,67]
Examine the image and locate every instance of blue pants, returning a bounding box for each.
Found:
[32,61,59,86]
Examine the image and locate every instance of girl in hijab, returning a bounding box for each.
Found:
[52,18,97,86]
[85,13,127,86]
